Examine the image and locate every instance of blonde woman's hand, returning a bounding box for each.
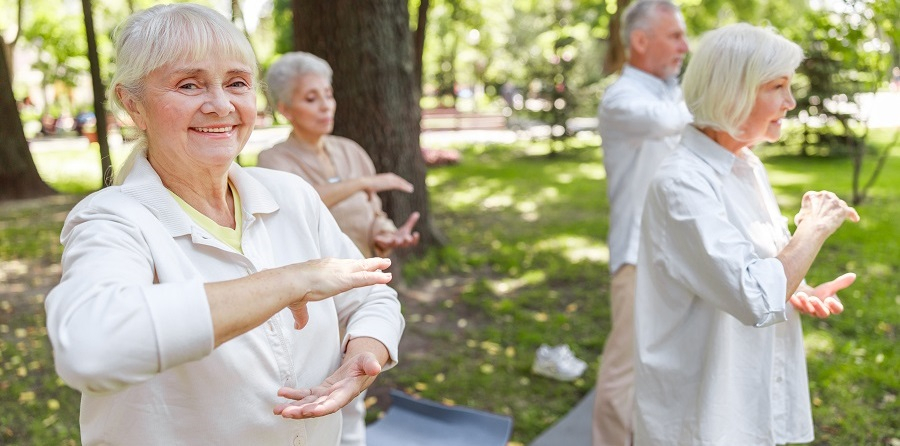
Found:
[284,257,392,329]
[273,351,382,419]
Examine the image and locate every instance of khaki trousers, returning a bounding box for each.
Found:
[592,264,636,446]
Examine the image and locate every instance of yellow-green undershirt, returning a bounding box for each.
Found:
[168,182,243,254]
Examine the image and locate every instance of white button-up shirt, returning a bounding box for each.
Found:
[634,126,814,445]
[599,64,692,273]
[46,156,405,446]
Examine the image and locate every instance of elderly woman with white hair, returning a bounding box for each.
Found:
[44,4,404,445]
[633,23,860,444]
[258,52,420,260]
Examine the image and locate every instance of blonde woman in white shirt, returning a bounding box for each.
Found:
[44,4,404,445]
[634,24,859,445]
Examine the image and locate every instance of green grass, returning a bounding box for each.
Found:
[1,132,897,444]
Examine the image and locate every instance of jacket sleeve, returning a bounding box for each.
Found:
[45,197,214,394]
[598,85,692,139]
[644,172,787,327]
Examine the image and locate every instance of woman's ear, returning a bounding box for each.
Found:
[116,85,147,130]
[276,102,290,122]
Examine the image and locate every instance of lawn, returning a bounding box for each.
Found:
[0,131,897,444]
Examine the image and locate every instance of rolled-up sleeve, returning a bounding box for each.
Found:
[648,174,788,327]
[46,202,214,394]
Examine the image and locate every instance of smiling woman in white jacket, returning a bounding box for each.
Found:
[44,4,404,445]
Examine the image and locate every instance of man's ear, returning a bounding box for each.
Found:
[630,30,649,56]
[116,85,147,130]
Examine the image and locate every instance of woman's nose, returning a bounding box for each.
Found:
[202,88,235,116]
[785,92,797,111]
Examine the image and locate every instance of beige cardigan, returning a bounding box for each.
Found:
[257,135,397,257]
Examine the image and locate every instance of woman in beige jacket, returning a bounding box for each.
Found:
[258,52,420,258]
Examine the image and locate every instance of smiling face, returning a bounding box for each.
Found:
[711,74,797,153]
[119,57,257,175]
[278,73,336,143]
[740,75,796,145]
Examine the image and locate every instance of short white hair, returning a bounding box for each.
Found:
[108,3,258,184]
[682,23,803,137]
[621,0,681,49]
[265,52,333,107]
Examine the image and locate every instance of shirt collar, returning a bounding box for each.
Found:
[120,156,279,237]
[621,64,680,98]
[681,125,737,176]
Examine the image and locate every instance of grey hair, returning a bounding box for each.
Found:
[621,0,681,49]
[265,52,333,108]
[682,23,803,137]
[108,3,258,184]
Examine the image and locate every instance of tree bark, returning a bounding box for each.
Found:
[292,0,442,259]
[413,0,430,93]
[82,0,112,187]
[0,36,55,202]
[602,0,631,76]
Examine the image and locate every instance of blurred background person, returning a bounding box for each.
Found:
[258,52,420,260]
[634,23,859,445]
[45,5,404,445]
[593,1,691,444]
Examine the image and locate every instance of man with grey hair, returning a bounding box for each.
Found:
[593,1,691,444]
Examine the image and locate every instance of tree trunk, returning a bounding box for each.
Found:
[0,36,55,202]
[82,0,112,187]
[602,0,631,76]
[292,0,443,261]
[413,0,430,93]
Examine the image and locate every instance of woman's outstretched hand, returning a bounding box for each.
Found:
[284,257,392,330]
[793,190,860,233]
[373,212,421,252]
[789,272,855,318]
[273,351,382,419]
[363,173,414,200]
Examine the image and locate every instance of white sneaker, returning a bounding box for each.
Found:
[531,344,587,381]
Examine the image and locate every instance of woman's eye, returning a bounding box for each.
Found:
[229,80,249,88]
[179,83,200,90]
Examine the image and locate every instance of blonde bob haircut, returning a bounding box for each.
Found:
[682,23,803,138]
[266,52,333,109]
[108,3,258,184]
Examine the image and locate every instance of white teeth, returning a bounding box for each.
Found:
[195,127,232,133]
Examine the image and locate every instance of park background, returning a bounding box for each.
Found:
[1,0,898,444]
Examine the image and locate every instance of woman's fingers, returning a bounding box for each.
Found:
[823,296,844,314]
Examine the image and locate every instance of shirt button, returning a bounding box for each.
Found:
[292,434,304,446]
